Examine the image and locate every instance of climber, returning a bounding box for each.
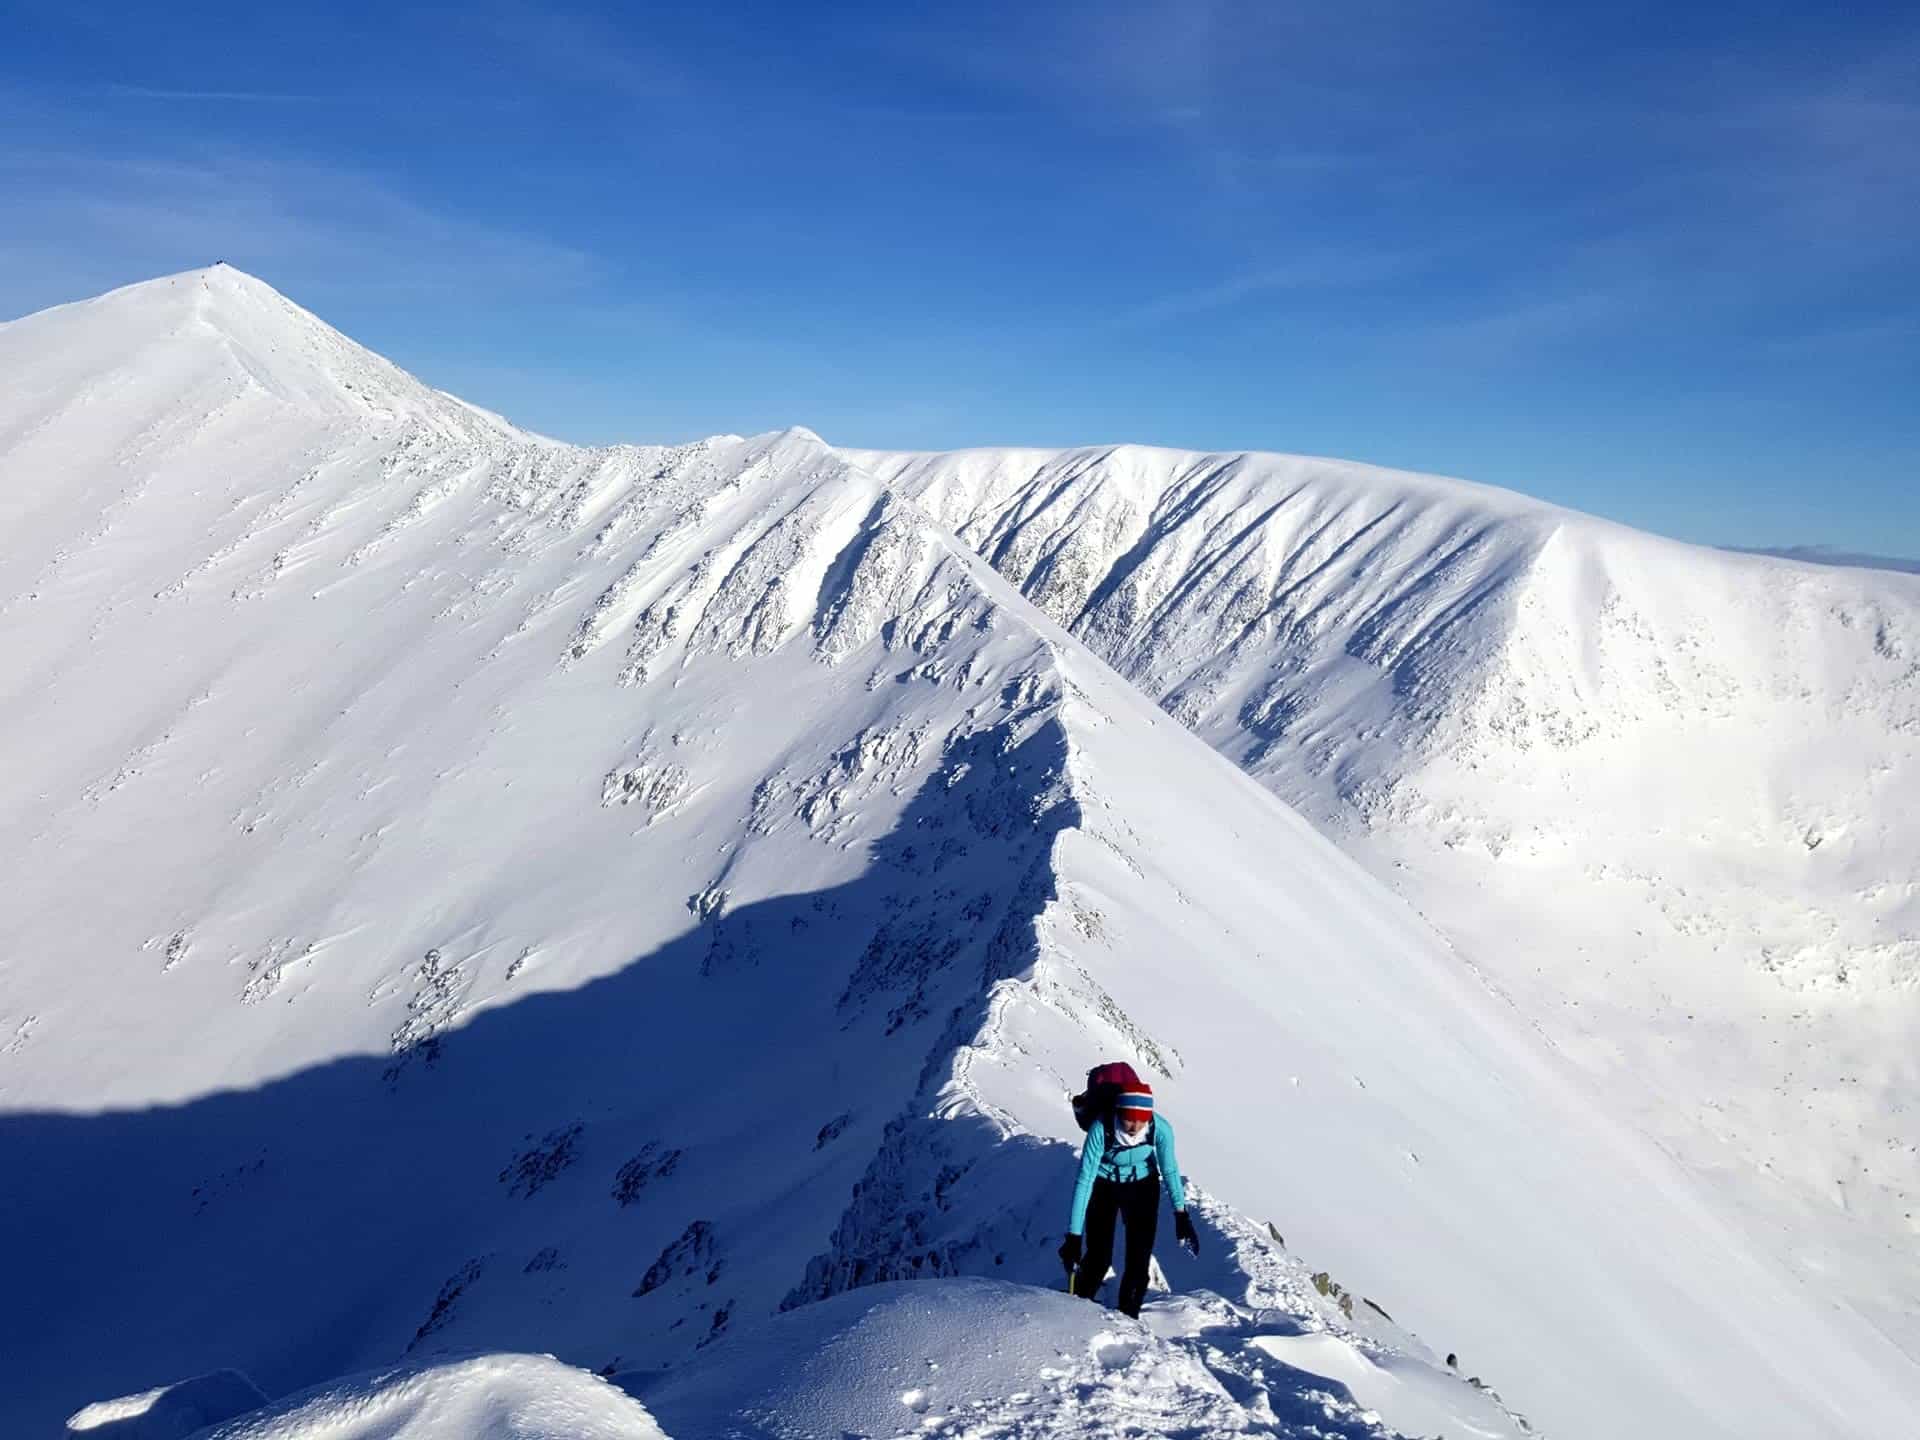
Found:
[1057,1064,1198,1317]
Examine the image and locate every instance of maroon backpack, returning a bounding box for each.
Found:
[1071,1061,1142,1132]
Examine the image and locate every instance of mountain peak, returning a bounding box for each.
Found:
[20,262,324,343]
[1,265,506,438]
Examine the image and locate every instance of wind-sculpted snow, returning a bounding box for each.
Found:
[4,270,1919,1440]
[852,440,1920,1350]
[65,1371,269,1440]
[68,1356,670,1440]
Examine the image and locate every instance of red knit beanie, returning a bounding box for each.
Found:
[1115,1081,1153,1120]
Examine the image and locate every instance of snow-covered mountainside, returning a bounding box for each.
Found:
[4,270,1916,1439]
[852,441,1920,1351]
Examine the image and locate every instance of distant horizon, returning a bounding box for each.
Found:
[1725,543,1920,575]
[3,2,1914,558]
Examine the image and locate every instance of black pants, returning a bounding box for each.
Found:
[1074,1176,1159,1317]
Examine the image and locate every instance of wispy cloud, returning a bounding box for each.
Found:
[0,142,606,321]
[1760,314,1920,358]
[1118,249,1424,327]
[1392,288,1641,361]
[475,0,689,103]
[905,1,1919,355]
[99,85,331,104]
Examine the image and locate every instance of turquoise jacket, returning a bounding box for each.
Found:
[1067,1115,1187,1236]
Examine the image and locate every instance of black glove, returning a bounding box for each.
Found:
[1058,1233,1083,1270]
[1174,1210,1199,1256]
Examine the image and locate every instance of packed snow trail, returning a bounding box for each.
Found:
[631,1278,1491,1439]
[3,269,1918,1439]
[68,1280,1524,1440]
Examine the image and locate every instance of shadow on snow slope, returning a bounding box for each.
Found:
[1,718,1105,1434]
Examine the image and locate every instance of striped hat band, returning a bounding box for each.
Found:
[1116,1091,1154,1112]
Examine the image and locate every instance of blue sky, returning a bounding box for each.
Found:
[3,1,1916,557]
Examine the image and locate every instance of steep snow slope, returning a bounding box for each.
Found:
[852,442,1920,1348]
[2,271,1916,1439]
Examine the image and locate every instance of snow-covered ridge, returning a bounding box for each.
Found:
[4,269,1917,1439]
[848,443,1919,822]
[849,440,1920,1345]
[867,437,1920,1003]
